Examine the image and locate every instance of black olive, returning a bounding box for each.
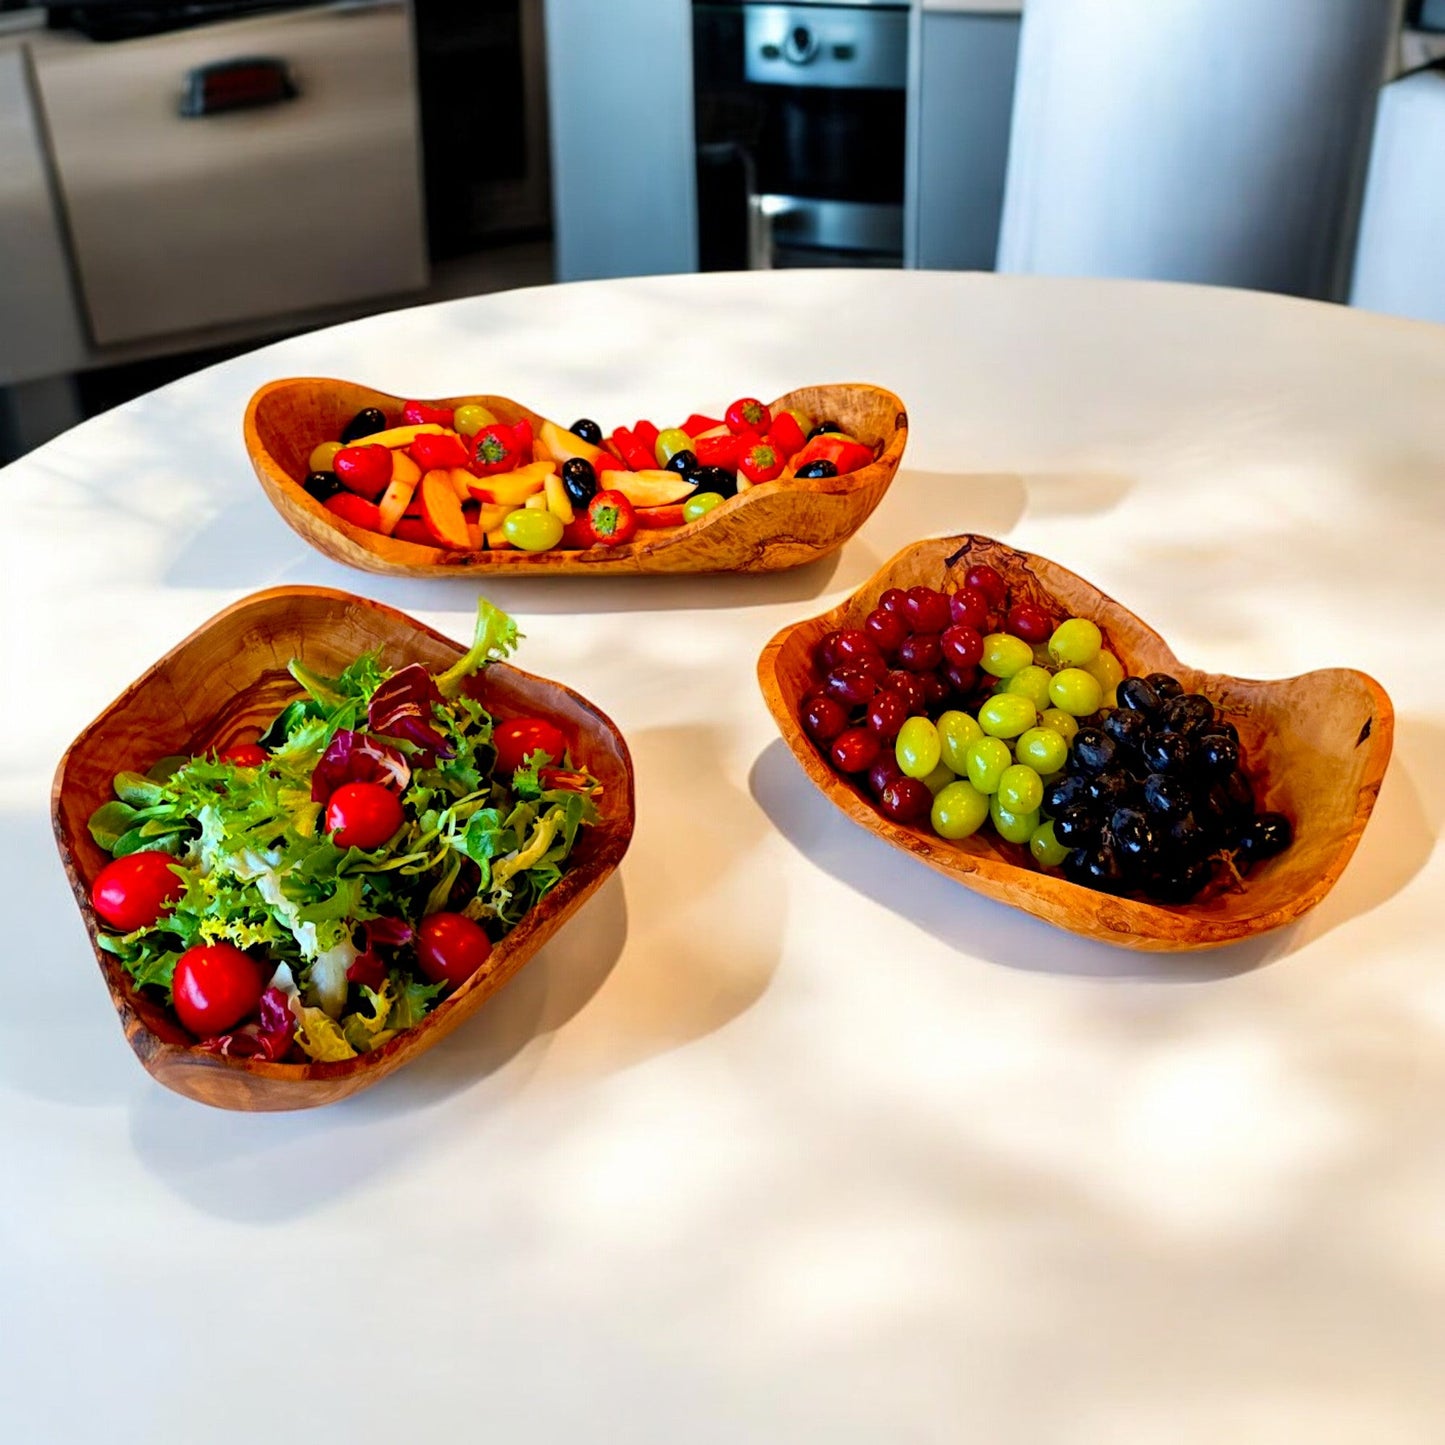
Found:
[795,459,838,479]
[570,418,603,445]
[693,465,738,498]
[303,470,343,501]
[340,407,387,444]
[560,456,598,508]
[665,449,700,478]
[1236,812,1292,866]
[807,420,845,439]
[1146,672,1184,701]
[1116,677,1161,715]
[1071,728,1116,775]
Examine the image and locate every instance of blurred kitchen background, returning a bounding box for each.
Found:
[2,0,1442,463]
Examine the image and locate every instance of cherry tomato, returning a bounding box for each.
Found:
[172,944,264,1037]
[324,491,383,531]
[725,397,771,436]
[493,717,569,774]
[587,489,637,545]
[324,781,405,850]
[416,912,493,990]
[332,444,393,498]
[219,742,267,767]
[90,851,184,933]
[738,440,783,484]
[402,399,455,428]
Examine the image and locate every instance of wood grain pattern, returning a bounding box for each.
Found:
[52,587,635,1110]
[757,534,1394,952]
[243,378,908,577]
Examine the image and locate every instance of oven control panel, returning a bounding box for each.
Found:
[743,3,908,90]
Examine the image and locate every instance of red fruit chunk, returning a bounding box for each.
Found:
[898,633,942,672]
[91,851,184,933]
[410,431,471,471]
[940,624,984,669]
[864,607,909,655]
[965,563,1007,608]
[902,586,951,633]
[393,517,436,546]
[866,690,908,742]
[402,400,455,428]
[1005,601,1053,644]
[802,695,849,744]
[824,667,877,707]
[324,491,383,531]
[830,727,880,774]
[949,587,990,630]
[332,444,393,499]
[878,777,932,824]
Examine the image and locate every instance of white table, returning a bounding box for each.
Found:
[5,272,1445,1443]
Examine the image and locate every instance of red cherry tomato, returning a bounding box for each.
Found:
[402,399,455,428]
[493,717,569,774]
[90,851,184,933]
[172,944,264,1037]
[219,742,267,767]
[586,489,637,545]
[332,444,393,499]
[416,912,494,990]
[725,396,771,436]
[324,781,405,850]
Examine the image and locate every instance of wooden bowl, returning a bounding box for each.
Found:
[244,378,908,577]
[52,587,635,1110]
[757,534,1394,952]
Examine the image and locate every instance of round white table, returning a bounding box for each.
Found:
[5,272,1445,1443]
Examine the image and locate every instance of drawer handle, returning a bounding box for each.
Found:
[179,57,298,118]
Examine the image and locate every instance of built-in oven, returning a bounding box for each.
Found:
[693,0,908,269]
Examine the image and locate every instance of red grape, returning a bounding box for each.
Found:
[814,631,845,671]
[916,672,949,709]
[802,695,848,743]
[830,727,880,773]
[903,586,951,633]
[965,563,1007,607]
[878,587,909,616]
[880,670,926,714]
[1005,601,1052,644]
[948,587,990,630]
[833,629,876,665]
[940,624,983,669]
[878,777,932,824]
[943,664,979,695]
[897,633,942,673]
[824,667,876,706]
[864,607,909,655]
[868,754,904,797]
[853,649,888,682]
[866,690,908,742]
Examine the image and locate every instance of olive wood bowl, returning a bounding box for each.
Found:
[757,534,1394,952]
[52,587,635,1110]
[244,378,908,577]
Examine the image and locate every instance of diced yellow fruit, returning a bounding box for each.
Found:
[735,471,752,492]
[390,450,421,485]
[524,492,549,510]
[449,466,473,502]
[544,471,575,524]
[350,423,445,450]
[466,519,483,549]
[537,419,606,468]
[376,474,418,535]
[693,424,729,440]
[475,503,513,532]
[468,460,555,506]
[606,468,696,507]
[485,528,513,550]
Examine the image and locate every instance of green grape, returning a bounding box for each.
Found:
[1040,708,1079,744]
[1048,667,1103,717]
[683,492,724,522]
[453,403,498,437]
[997,763,1044,815]
[922,760,958,795]
[1029,819,1070,867]
[964,736,1012,794]
[1083,649,1124,706]
[978,693,1037,740]
[654,427,693,465]
[309,440,343,473]
[1015,726,1068,775]
[1004,664,1053,711]
[1048,617,1102,667]
[980,633,1034,679]
[990,796,1039,844]
[937,710,984,773]
[503,507,564,552]
[931,780,989,839]
[896,717,941,779]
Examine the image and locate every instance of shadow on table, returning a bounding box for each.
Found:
[746,730,1436,983]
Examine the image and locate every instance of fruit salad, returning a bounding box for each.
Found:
[798,563,1293,904]
[300,394,878,553]
[84,599,602,1063]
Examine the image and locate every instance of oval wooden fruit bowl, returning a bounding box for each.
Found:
[244,378,908,577]
[52,587,635,1110]
[758,534,1394,952]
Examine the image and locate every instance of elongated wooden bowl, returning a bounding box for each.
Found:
[244,378,908,576]
[758,535,1394,952]
[52,587,635,1110]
